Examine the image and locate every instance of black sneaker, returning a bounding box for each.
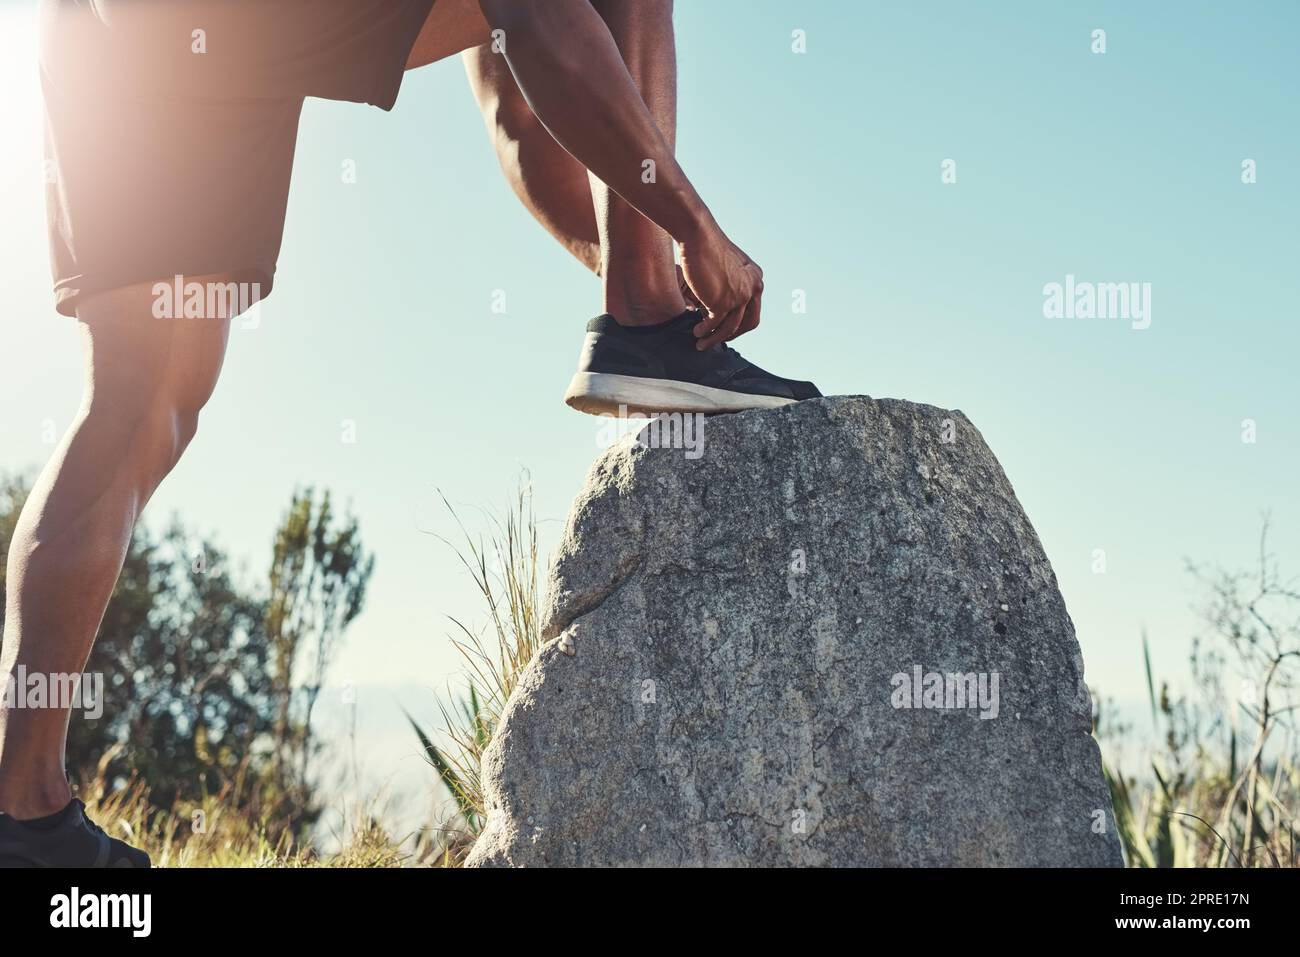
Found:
[0,799,151,868]
[564,310,822,416]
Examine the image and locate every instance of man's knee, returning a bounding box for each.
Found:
[79,364,209,479]
[162,399,203,466]
[76,280,229,475]
[76,402,198,490]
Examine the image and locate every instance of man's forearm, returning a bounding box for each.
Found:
[478,0,715,244]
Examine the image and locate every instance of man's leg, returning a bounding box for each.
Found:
[463,43,602,276]
[459,0,815,415]
[586,0,687,326]
[463,0,687,325]
[0,280,232,819]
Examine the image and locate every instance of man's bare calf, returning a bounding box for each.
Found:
[0,279,234,819]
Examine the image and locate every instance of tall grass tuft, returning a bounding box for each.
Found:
[1098,522,1300,868]
[409,484,542,865]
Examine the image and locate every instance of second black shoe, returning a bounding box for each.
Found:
[0,799,151,868]
[564,310,822,416]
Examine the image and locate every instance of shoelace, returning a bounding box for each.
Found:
[717,341,753,367]
[680,313,753,368]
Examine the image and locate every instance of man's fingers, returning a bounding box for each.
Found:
[693,307,725,338]
[696,307,745,350]
[676,265,703,310]
[693,280,760,345]
[738,287,762,336]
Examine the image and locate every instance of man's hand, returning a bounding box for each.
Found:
[679,221,763,350]
[478,0,764,349]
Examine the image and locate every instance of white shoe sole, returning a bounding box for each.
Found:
[564,371,797,417]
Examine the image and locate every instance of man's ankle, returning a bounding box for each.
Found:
[602,261,689,326]
[0,773,74,819]
[605,289,689,328]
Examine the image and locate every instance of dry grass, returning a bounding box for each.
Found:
[77,747,408,868]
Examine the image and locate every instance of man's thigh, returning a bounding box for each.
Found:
[43,66,302,321]
[41,0,438,321]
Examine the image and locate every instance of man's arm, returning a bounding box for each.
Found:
[477,0,762,348]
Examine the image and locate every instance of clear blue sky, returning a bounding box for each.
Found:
[1,0,1297,752]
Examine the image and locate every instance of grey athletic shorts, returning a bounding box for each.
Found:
[40,0,435,318]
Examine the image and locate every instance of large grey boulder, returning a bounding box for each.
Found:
[466,396,1121,867]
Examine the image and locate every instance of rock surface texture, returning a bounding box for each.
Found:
[466,397,1122,867]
